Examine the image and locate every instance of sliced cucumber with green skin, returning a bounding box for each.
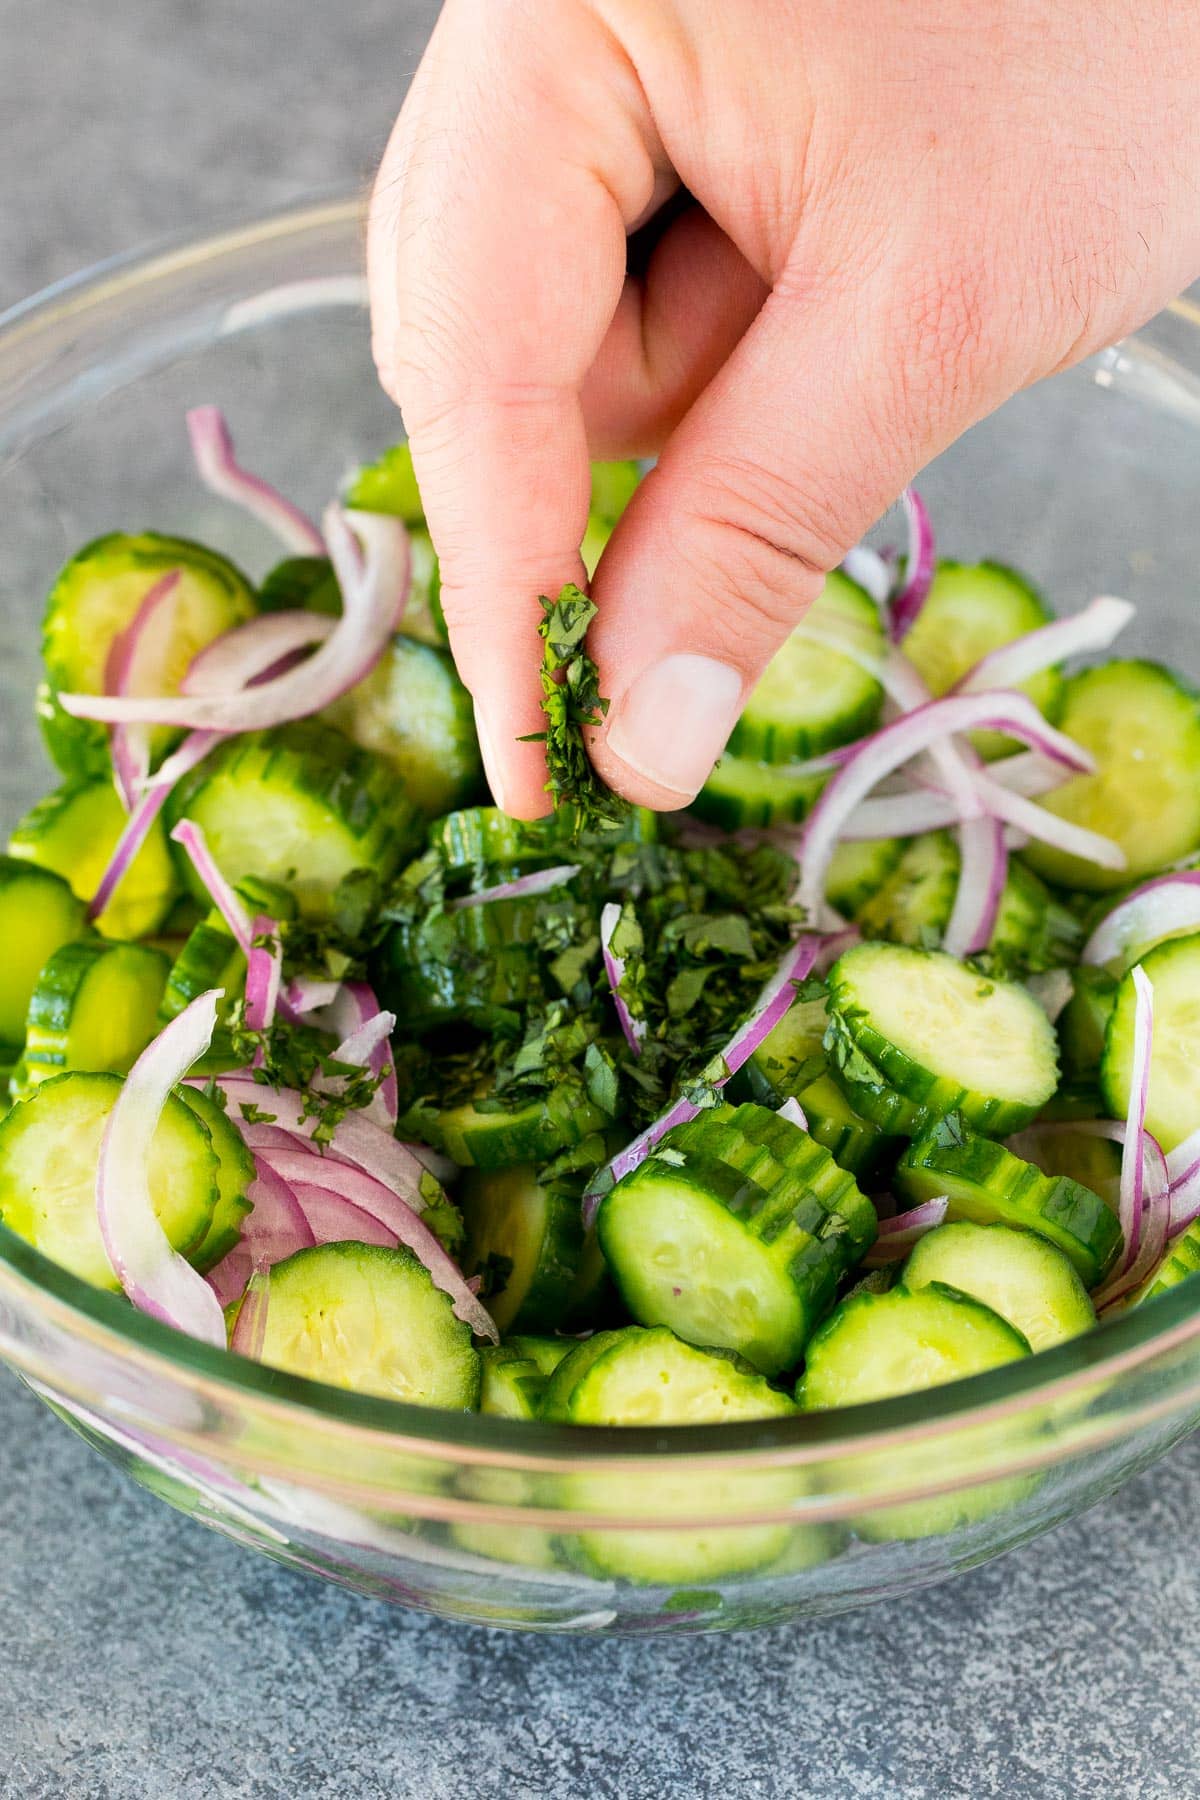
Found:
[1017,1122,1121,1212]
[322,636,484,817]
[588,460,641,526]
[253,1242,482,1407]
[825,838,904,917]
[727,571,886,763]
[345,442,425,524]
[899,561,1063,759]
[547,1327,796,1582]
[477,1345,548,1419]
[21,940,169,1093]
[167,721,420,921]
[372,897,545,1032]
[257,555,341,618]
[826,943,1060,1138]
[159,877,296,1063]
[459,1162,585,1333]
[797,1280,1031,1409]
[177,1084,255,1273]
[693,754,826,831]
[1132,1216,1200,1306]
[1102,932,1200,1152]
[732,999,885,1176]
[895,1119,1120,1287]
[504,1333,575,1378]
[400,1086,609,1171]
[39,531,256,779]
[543,1325,796,1425]
[903,1220,1095,1350]
[0,857,87,1047]
[855,832,1079,973]
[428,803,659,879]
[597,1103,877,1375]
[0,1071,217,1290]
[1058,967,1118,1082]
[9,778,180,940]
[1021,661,1200,892]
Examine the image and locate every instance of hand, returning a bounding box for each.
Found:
[368,0,1200,817]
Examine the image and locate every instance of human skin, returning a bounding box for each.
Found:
[368,0,1200,818]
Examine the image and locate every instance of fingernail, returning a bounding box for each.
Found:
[605,654,744,800]
[474,704,512,815]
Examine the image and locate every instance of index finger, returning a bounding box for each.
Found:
[367,0,660,816]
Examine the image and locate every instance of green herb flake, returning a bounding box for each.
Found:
[522,584,630,839]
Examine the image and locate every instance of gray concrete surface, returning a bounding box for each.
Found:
[1,3,1198,1795]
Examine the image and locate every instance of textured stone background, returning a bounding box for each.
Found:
[2,3,1199,1795]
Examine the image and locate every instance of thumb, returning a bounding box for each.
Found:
[588,269,1011,809]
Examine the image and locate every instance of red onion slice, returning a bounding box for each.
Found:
[290,1182,397,1248]
[1081,872,1200,971]
[776,1097,808,1130]
[56,507,408,733]
[181,609,335,699]
[257,1146,496,1338]
[795,690,1102,924]
[1115,966,1154,1275]
[600,901,645,1055]
[309,980,398,1128]
[214,1076,431,1208]
[863,1196,948,1265]
[284,974,344,1019]
[170,819,254,956]
[447,864,582,912]
[96,991,227,1344]
[583,934,822,1225]
[187,406,325,557]
[955,595,1134,695]
[244,913,283,1034]
[229,1265,272,1358]
[942,817,1008,959]
[105,569,183,810]
[839,545,892,607]
[887,488,936,642]
[971,772,1125,874]
[207,1159,316,1308]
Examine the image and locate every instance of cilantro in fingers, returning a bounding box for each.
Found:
[523,584,630,837]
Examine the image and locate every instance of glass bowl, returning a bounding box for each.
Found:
[2,194,1200,1635]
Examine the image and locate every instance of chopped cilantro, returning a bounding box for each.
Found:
[522,584,630,838]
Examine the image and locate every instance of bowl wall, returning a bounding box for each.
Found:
[2,198,1200,1632]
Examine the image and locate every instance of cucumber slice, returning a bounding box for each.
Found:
[1020,662,1200,892]
[1102,932,1200,1152]
[400,1085,609,1171]
[177,1084,255,1273]
[430,806,552,875]
[900,561,1063,758]
[158,913,244,1072]
[39,531,256,779]
[21,940,169,1093]
[543,1325,795,1425]
[253,1242,482,1408]
[0,1071,217,1290]
[257,555,341,618]
[167,721,420,921]
[597,1103,877,1375]
[1058,967,1118,1082]
[902,1220,1095,1350]
[588,460,641,526]
[732,997,885,1175]
[504,1333,575,1378]
[855,832,1078,973]
[459,1162,585,1333]
[0,857,87,1047]
[344,442,425,524]
[797,1281,1030,1409]
[546,1327,796,1582]
[693,754,826,831]
[372,898,546,1033]
[322,636,484,817]
[826,943,1059,1137]
[9,778,179,939]
[728,571,885,762]
[895,1120,1120,1286]
[1018,1123,1121,1213]
[825,838,904,917]
[1133,1216,1200,1305]
[477,1345,547,1419]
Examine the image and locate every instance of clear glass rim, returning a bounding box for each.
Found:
[2,191,1200,1465]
